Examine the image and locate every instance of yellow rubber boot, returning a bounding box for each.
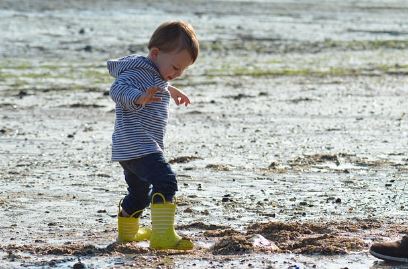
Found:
[149,193,194,250]
[117,202,151,243]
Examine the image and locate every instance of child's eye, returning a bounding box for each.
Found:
[172,66,179,71]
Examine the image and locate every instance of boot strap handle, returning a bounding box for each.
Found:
[151,192,167,204]
[118,199,143,218]
[129,209,143,218]
[118,199,123,213]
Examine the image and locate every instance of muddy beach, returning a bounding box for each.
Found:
[1,0,408,268]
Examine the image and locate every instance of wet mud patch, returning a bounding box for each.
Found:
[247,219,408,254]
[62,103,106,108]
[185,110,204,115]
[203,229,242,237]
[287,97,318,104]
[262,161,287,173]
[104,242,149,255]
[177,221,230,231]
[1,220,407,267]
[210,233,280,255]
[0,242,147,256]
[224,93,255,100]
[0,244,102,256]
[286,153,401,171]
[211,235,253,255]
[205,164,231,171]
[288,153,342,168]
[289,234,365,254]
[169,156,203,164]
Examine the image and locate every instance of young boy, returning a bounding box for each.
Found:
[107,21,199,250]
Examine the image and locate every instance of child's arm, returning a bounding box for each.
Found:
[110,71,162,110]
[134,87,162,105]
[168,85,191,106]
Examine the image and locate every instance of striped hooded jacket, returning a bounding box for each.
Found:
[107,55,170,161]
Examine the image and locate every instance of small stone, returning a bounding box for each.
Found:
[248,234,280,251]
[83,45,92,52]
[73,260,86,269]
[184,207,193,213]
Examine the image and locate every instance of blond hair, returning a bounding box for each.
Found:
[148,21,199,63]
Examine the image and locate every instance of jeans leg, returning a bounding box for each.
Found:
[121,153,178,204]
[148,153,178,202]
[119,162,152,216]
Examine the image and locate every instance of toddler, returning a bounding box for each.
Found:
[107,21,199,250]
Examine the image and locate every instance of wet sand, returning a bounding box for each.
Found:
[1,0,408,268]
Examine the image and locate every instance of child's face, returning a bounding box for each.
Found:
[150,48,193,81]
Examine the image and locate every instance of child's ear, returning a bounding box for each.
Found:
[150,47,160,60]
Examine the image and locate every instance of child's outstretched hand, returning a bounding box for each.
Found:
[135,87,162,105]
[169,86,191,106]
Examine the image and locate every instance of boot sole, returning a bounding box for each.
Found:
[370,249,408,263]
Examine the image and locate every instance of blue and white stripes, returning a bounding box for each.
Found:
[107,55,170,161]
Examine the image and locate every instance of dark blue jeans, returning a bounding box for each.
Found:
[119,152,178,216]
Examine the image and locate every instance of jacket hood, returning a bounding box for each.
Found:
[107,55,160,78]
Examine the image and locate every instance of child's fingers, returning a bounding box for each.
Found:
[181,97,191,106]
[140,95,161,104]
[146,87,161,96]
[144,87,163,103]
[149,96,162,103]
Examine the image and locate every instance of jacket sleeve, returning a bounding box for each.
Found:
[109,70,144,111]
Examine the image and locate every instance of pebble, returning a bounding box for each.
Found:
[73,260,86,269]
[72,258,86,269]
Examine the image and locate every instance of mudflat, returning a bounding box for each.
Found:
[1,0,407,268]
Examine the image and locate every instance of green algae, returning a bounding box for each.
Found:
[206,64,408,78]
